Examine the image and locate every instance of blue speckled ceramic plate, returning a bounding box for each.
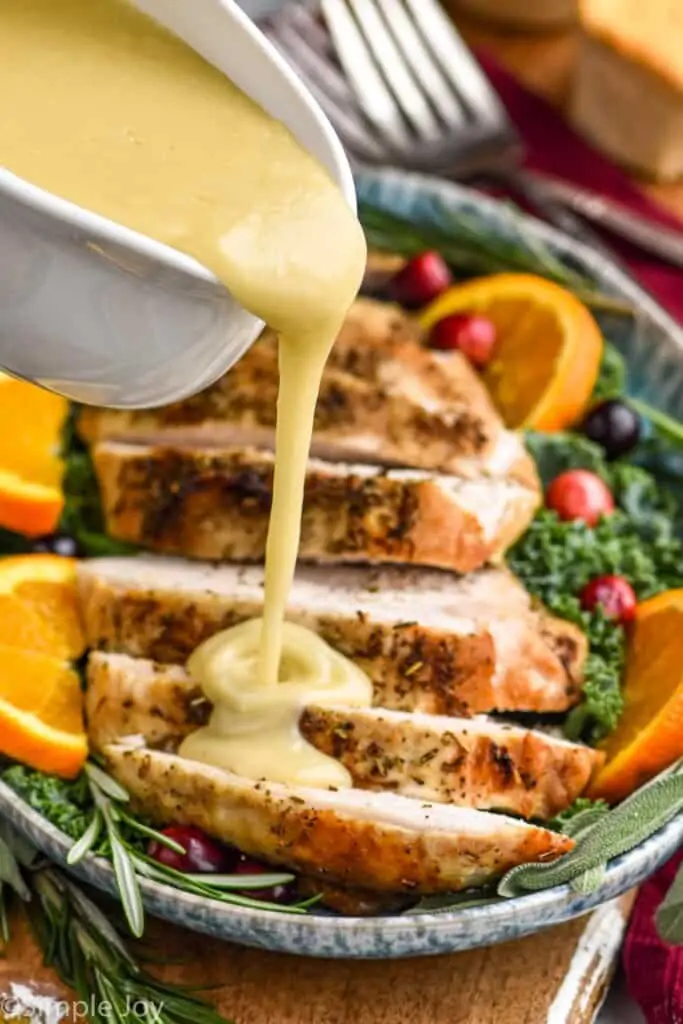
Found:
[5,169,683,959]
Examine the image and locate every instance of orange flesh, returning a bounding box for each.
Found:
[420,274,603,431]
[591,590,683,803]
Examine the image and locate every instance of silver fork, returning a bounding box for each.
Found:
[264,0,683,268]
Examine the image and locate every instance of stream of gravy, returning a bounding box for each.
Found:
[0,0,371,786]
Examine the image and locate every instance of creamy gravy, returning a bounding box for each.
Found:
[0,0,370,785]
[181,620,371,788]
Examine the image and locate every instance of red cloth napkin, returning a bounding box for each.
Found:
[623,852,683,1023]
[477,52,683,323]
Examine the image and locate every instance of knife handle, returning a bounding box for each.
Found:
[500,168,628,266]
[520,171,683,270]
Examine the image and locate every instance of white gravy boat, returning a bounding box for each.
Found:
[0,0,355,408]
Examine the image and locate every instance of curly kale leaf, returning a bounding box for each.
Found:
[2,765,94,842]
[510,435,683,745]
[2,764,147,855]
[511,506,683,604]
[525,431,607,484]
[548,797,610,834]
[60,443,137,558]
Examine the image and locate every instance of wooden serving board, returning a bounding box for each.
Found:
[0,894,634,1024]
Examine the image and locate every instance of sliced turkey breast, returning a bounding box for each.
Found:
[77,557,586,715]
[91,443,539,575]
[104,743,574,896]
[79,299,537,485]
[86,651,603,819]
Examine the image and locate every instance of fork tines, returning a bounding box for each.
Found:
[263,0,514,171]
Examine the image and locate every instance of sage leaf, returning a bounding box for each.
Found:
[561,806,610,840]
[499,771,683,897]
[570,865,607,894]
[656,863,683,945]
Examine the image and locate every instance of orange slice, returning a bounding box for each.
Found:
[0,374,67,536]
[0,555,85,660]
[590,590,683,803]
[419,274,604,431]
[0,471,64,537]
[0,644,86,778]
[0,373,67,487]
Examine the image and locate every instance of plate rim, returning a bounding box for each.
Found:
[356,167,683,353]
[2,775,681,958]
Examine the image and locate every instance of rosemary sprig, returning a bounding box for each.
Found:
[85,764,144,937]
[129,851,303,912]
[2,855,235,1024]
[358,200,633,316]
[53,761,304,932]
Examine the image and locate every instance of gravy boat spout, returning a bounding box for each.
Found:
[0,0,356,409]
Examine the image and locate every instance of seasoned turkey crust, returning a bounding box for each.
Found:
[92,443,539,575]
[104,744,573,895]
[86,651,603,819]
[79,299,538,486]
[78,557,586,715]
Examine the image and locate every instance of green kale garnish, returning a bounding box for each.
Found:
[2,765,94,842]
[525,430,607,484]
[60,448,137,557]
[511,506,683,605]
[512,433,683,744]
[60,409,137,557]
[548,796,610,834]
[0,764,147,856]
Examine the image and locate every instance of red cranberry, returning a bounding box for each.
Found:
[580,575,637,624]
[428,313,497,367]
[388,251,452,308]
[148,825,233,874]
[545,470,615,527]
[235,856,294,903]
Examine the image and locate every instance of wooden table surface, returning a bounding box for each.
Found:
[0,895,635,1024]
[456,14,683,220]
